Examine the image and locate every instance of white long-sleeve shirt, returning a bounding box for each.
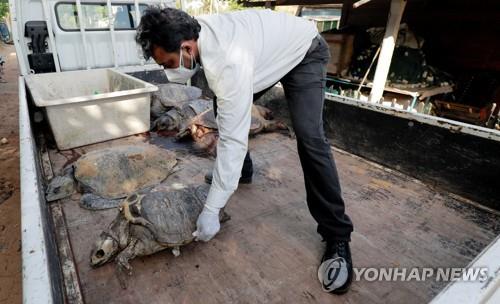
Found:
[197,9,318,210]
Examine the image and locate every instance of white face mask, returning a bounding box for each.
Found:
[164,46,200,84]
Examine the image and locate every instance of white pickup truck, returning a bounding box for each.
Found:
[11,0,500,303]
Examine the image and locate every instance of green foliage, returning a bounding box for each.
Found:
[179,0,246,16]
[0,0,9,20]
[226,0,244,11]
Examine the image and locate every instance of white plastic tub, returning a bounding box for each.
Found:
[25,69,157,150]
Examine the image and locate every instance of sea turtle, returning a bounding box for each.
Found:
[150,83,202,119]
[89,183,230,289]
[176,105,291,155]
[45,145,178,210]
[153,98,211,131]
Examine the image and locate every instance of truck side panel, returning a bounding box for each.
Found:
[19,77,63,304]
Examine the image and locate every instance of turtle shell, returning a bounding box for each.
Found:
[136,184,209,245]
[74,145,177,199]
[182,99,211,118]
[152,83,202,109]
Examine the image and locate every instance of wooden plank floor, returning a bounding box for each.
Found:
[48,133,500,304]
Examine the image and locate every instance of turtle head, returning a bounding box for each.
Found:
[90,209,130,267]
[90,232,120,267]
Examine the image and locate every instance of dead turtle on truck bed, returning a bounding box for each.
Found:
[45,145,177,210]
[152,98,211,132]
[89,183,230,289]
[150,83,202,119]
[176,105,291,155]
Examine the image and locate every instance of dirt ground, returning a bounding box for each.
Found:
[0,43,22,304]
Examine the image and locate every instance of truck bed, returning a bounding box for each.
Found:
[45,132,500,304]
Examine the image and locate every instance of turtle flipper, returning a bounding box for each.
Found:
[220,209,231,223]
[175,126,191,140]
[262,120,295,138]
[80,193,122,210]
[115,239,138,289]
[172,246,181,257]
[253,104,274,120]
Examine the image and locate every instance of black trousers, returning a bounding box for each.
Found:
[214,35,353,241]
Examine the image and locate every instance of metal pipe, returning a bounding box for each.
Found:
[134,0,141,29]
[356,45,381,95]
[353,0,372,9]
[40,0,61,72]
[75,0,91,69]
[106,0,118,67]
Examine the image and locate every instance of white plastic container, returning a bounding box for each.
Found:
[25,69,157,150]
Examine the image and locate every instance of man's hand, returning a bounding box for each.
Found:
[192,206,220,242]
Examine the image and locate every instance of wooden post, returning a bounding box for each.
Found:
[368,0,407,103]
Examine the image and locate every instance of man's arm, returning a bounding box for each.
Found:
[193,56,254,242]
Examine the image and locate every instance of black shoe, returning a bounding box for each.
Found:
[317,241,353,294]
[204,171,253,185]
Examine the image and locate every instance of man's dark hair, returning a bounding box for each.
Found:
[135,7,201,60]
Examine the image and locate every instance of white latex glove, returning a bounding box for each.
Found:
[192,205,220,242]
